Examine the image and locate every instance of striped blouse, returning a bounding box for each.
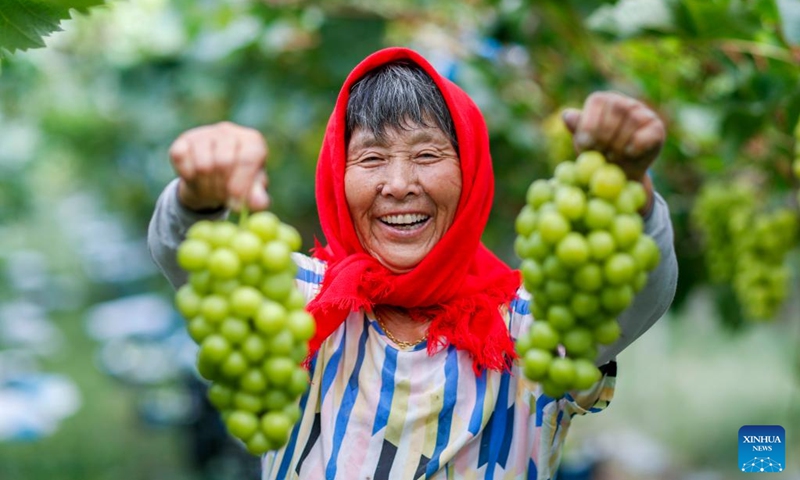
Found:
[260,253,615,480]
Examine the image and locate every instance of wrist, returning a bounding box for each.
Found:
[177,181,225,213]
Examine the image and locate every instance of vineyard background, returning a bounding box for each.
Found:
[0,0,799,478]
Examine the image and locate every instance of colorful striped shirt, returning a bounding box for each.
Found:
[261,253,615,480]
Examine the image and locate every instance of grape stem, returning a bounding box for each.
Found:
[239,204,250,227]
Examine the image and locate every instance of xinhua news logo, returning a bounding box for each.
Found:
[739,425,785,473]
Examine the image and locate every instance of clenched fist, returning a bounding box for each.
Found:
[170,122,270,212]
[561,92,665,214]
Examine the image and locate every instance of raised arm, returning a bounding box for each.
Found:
[561,92,677,363]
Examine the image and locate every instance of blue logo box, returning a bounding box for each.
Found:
[739,425,785,473]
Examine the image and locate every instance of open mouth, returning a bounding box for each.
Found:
[379,213,431,230]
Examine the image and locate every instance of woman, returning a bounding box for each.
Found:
[149,47,677,479]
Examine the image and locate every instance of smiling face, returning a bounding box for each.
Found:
[344,123,462,273]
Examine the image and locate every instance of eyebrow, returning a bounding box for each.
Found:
[350,130,441,150]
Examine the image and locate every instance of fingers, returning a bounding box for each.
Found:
[247,170,270,211]
[227,131,268,210]
[561,108,581,134]
[569,91,665,177]
[168,122,269,212]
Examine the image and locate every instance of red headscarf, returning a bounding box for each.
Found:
[306,47,521,373]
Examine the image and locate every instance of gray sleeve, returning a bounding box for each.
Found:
[147,178,229,290]
[595,191,678,365]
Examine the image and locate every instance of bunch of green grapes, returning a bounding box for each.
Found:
[693,182,797,321]
[513,151,660,398]
[795,118,800,205]
[174,212,315,455]
[691,184,757,283]
[731,208,797,320]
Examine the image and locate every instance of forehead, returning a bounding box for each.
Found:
[348,124,451,150]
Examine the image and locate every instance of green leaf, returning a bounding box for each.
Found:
[0,0,105,57]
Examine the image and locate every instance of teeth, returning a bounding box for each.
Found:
[381,214,429,225]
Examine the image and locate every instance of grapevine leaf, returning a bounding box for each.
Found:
[0,0,105,57]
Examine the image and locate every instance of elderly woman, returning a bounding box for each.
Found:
[149,47,677,479]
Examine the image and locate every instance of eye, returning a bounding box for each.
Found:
[416,151,440,162]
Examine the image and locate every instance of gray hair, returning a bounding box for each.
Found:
[345,61,458,151]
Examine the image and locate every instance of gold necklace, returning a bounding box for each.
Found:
[374,311,428,350]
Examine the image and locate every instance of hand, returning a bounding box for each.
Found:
[169,122,270,212]
[561,92,665,183]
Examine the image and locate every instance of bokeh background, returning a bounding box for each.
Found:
[1,0,799,479]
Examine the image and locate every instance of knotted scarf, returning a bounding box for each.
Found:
[306,47,521,373]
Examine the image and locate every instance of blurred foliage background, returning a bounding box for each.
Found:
[0,0,799,479]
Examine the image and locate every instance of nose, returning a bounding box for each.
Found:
[379,159,421,199]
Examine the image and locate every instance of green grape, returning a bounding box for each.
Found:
[240,369,269,394]
[528,321,560,351]
[219,317,251,345]
[277,224,303,252]
[521,259,545,291]
[248,211,280,242]
[187,316,215,343]
[538,211,571,244]
[555,233,590,268]
[594,319,622,345]
[231,231,264,263]
[177,239,211,271]
[199,335,232,364]
[527,179,554,208]
[220,351,249,379]
[574,151,605,186]
[286,310,316,342]
[263,357,296,387]
[226,411,259,440]
[208,248,241,279]
[176,285,202,318]
[587,230,616,261]
[548,357,577,388]
[187,220,215,242]
[287,368,311,397]
[573,359,602,390]
[261,241,293,273]
[209,222,238,247]
[589,164,626,200]
[555,186,587,220]
[603,253,637,286]
[263,390,290,411]
[547,305,575,331]
[584,199,615,230]
[523,348,553,381]
[207,383,234,410]
[246,432,272,456]
[261,412,292,444]
[515,206,538,237]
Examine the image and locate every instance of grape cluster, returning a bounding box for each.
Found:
[795,119,800,205]
[693,183,797,321]
[690,184,756,283]
[174,212,314,455]
[513,151,660,398]
[732,209,796,320]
